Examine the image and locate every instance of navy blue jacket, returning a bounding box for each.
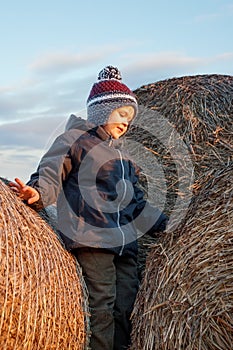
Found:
[28,115,168,257]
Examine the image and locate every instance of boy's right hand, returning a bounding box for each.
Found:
[9,178,40,204]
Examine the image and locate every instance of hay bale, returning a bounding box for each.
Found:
[130,163,233,350]
[126,74,233,278]
[0,179,90,349]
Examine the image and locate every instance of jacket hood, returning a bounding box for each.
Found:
[65,114,90,131]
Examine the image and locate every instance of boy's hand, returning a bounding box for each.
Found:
[9,178,40,204]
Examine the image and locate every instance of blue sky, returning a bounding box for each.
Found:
[1,0,233,181]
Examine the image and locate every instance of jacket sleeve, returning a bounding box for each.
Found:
[131,162,168,237]
[26,129,79,210]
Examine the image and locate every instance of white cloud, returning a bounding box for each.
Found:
[0,72,89,123]
[29,52,100,75]
[0,146,42,181]
[0,112,86,181]
[127,52,202,70]
[123,51,233,87]
[29,46,121,76]
[0,115,69,149]
[215,52,233,61]
[123,52,206,86]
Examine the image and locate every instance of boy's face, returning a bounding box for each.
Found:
[103,106,135,139]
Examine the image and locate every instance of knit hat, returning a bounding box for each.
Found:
[87,65,138,125]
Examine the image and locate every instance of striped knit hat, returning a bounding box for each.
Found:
[87,66,138,125]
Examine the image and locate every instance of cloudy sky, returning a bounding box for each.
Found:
[1,0,232,181]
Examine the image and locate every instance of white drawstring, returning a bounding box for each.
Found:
[116,149,127,256]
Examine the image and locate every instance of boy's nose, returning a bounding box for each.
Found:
[122,120,129,127]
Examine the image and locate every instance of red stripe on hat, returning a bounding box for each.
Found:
[88,80,133,101]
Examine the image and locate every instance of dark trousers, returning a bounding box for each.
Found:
[73,248,139,350]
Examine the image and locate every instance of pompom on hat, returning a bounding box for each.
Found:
[87,65,138,126]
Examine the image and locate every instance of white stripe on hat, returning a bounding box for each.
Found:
[87,93,137,107]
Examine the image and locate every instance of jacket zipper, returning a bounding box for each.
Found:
[116,149,127,256]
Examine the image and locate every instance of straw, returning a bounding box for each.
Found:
[0,179,90,350]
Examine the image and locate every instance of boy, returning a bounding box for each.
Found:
[10,66,168,349]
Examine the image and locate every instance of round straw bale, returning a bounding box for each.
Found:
[0,179,89,349]
[130,163,233,350]
[126,74,233,278]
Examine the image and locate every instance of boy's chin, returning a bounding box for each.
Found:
[113,131,126,139]
[113,134,123,139]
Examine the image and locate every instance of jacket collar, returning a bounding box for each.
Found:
[89,124,123,148]
[95,125,112,141]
